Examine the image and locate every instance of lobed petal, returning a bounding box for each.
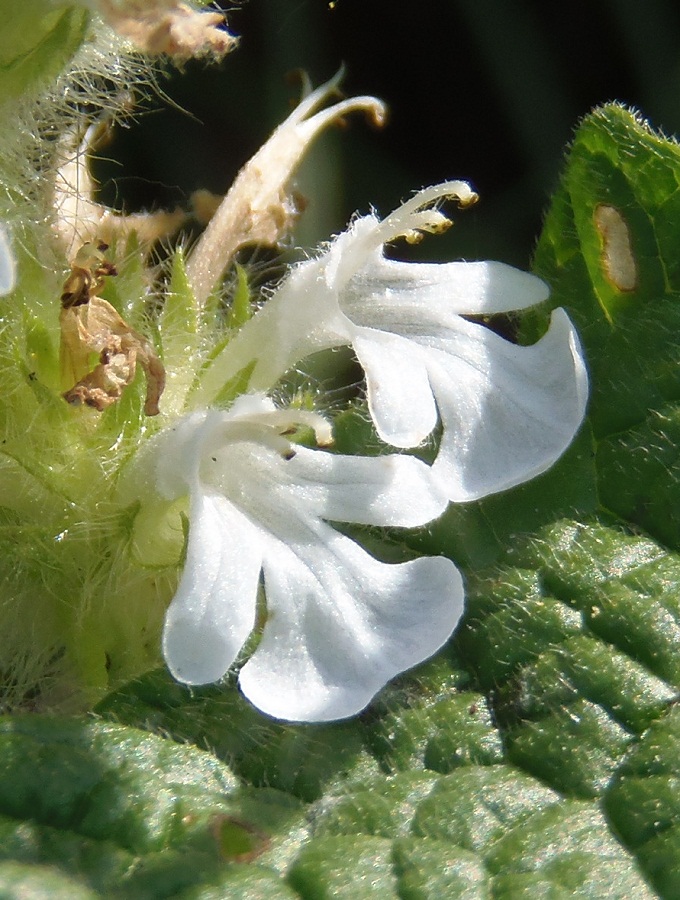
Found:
[352,328,438,448]
[162,491,262,685]
[426,308,588,501]
[284,445,448,527]
[344,254,549,321]
[239,522,464,721]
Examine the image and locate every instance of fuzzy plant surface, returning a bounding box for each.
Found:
[0,5,678,899]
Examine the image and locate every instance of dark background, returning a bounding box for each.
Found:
[98,0,680,267]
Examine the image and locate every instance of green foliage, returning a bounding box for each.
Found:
[2,98,680,897]
[0,2,88,103]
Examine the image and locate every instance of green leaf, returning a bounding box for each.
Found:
[0,2,88,103]
[487,801,656,898]
[0,716,308,896]
[95,670,379,804]
[533,105,680,548]
[365,690,505,774]
[287,835,399,898]
[605,706,680,897]
[0,861,98,899]
[392,838,488,900]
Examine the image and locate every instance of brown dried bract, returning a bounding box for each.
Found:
[61,242,118,308]
[185,71,387,307]
[60,243,165,415]
[97,1,237,61]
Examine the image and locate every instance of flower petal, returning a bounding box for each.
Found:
[427,308,588,501]
[162,491,262,684]
[238,522,464,721]
[155,410,209,499]
[343,254,549,320]
[352,328,438,448]
[0,224,16,296]
[286,445,448,526]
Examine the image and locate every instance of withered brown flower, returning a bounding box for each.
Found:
[60,242,165,415]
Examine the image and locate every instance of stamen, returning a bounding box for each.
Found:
[375,181,478,248]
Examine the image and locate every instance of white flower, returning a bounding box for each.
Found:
[0,224,16,295]
[154,394,463,722]
[193,183,588,502]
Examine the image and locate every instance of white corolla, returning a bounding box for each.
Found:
[194,182,588,503]
[163,181,588,721]
[154,394,464,722]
